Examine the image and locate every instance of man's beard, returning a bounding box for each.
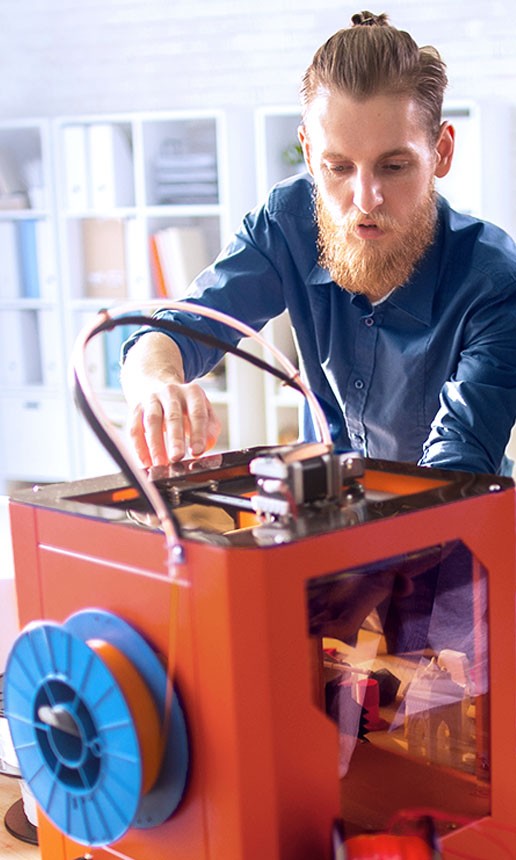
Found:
[315,186,437,302]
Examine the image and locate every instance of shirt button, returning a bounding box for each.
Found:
[364,316,374,327]
[354,379,364,390]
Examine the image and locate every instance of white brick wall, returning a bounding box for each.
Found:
[1,0,515,116]
[0,0,515,230]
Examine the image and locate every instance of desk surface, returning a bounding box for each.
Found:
[0,775,39,860]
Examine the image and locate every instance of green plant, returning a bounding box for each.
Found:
[281,141,304,166]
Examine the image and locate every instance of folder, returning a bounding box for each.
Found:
[88,124,134,209]
[17,219,40,298]
[38,310,62,387]
[0,310,42,386]
[35,220,57,301]
[62,124,89,210]
[0,221,20,298]
[125,218,150,300]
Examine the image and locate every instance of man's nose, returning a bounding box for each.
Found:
[352,170,384,214]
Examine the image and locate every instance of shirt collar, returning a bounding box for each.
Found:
[307,200,445,327]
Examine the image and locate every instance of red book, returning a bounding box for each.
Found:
[149,233,168,297]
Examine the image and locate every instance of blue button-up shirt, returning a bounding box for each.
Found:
[126,174,516,474]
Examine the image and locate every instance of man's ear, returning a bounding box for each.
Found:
[434,121,455,178]
[298,124,314,176]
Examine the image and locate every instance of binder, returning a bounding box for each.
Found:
[35,220,57,301]
[17,219,40,298]
[103,324,132,389]
[62,123,135,211]
[125,218,150,300]
[88,124,134,209]
[62,124,89,210]
[0,310,42,386]
[0,221,21,298]
[38,310,62,387]
[79,312,107,391]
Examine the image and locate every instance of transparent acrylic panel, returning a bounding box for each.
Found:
[307,541,490,837]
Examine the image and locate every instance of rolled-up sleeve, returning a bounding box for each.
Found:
[122,204,288,380]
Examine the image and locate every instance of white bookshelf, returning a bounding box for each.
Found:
[56,109,267,478]
[2,101,509,488]
[0,110,265,489]
[0,119,73,491]
[254,106,305,445]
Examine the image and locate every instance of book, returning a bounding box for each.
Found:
[16,219,40,298]
[19,310,42,384]
[0,221,21,298]
[0,310,42,386]
[38,309,62,387]
[78,312,107,390]
[103,324,132,389]
[35,220,57,300]
[149,233,167,298]
[154,145,218,204]
[88,124,134,209]
[155,182,218,204]
[125,218,150,300]
[150,225,210,298]
[62,124,89,210]
[82,218,127,299]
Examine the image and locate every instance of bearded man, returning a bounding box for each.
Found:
[122,11,516,475]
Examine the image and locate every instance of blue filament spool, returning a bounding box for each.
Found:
[4,609,189,846]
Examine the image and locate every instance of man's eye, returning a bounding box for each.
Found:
[383,162,406,172]
[325,164,352,174]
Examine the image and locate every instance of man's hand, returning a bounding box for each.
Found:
[121,332,221,466]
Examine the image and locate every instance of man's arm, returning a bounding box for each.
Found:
[418,297,516,475]
[120,178,310,465]
[120,332,221,466]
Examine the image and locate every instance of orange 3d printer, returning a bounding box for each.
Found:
[4,303,516,860]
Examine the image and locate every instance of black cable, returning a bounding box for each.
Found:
[72,311,305,512]
[87,312,304,392]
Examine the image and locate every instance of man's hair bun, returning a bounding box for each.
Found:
[351,10,389,27]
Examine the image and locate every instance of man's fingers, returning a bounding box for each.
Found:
[160,389,189,462]
[127,404,153,468]
[181,387,209,456]
[127,400,170,468]
[141,395,174,465]
[127,383,222,467]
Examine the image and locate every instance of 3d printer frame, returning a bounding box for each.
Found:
[6,448,516,860]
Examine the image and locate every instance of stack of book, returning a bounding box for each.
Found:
[154,139,218,205]
[149,224,210,298]
[0,219,56,300]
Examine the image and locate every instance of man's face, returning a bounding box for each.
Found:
[299,90,454,299]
